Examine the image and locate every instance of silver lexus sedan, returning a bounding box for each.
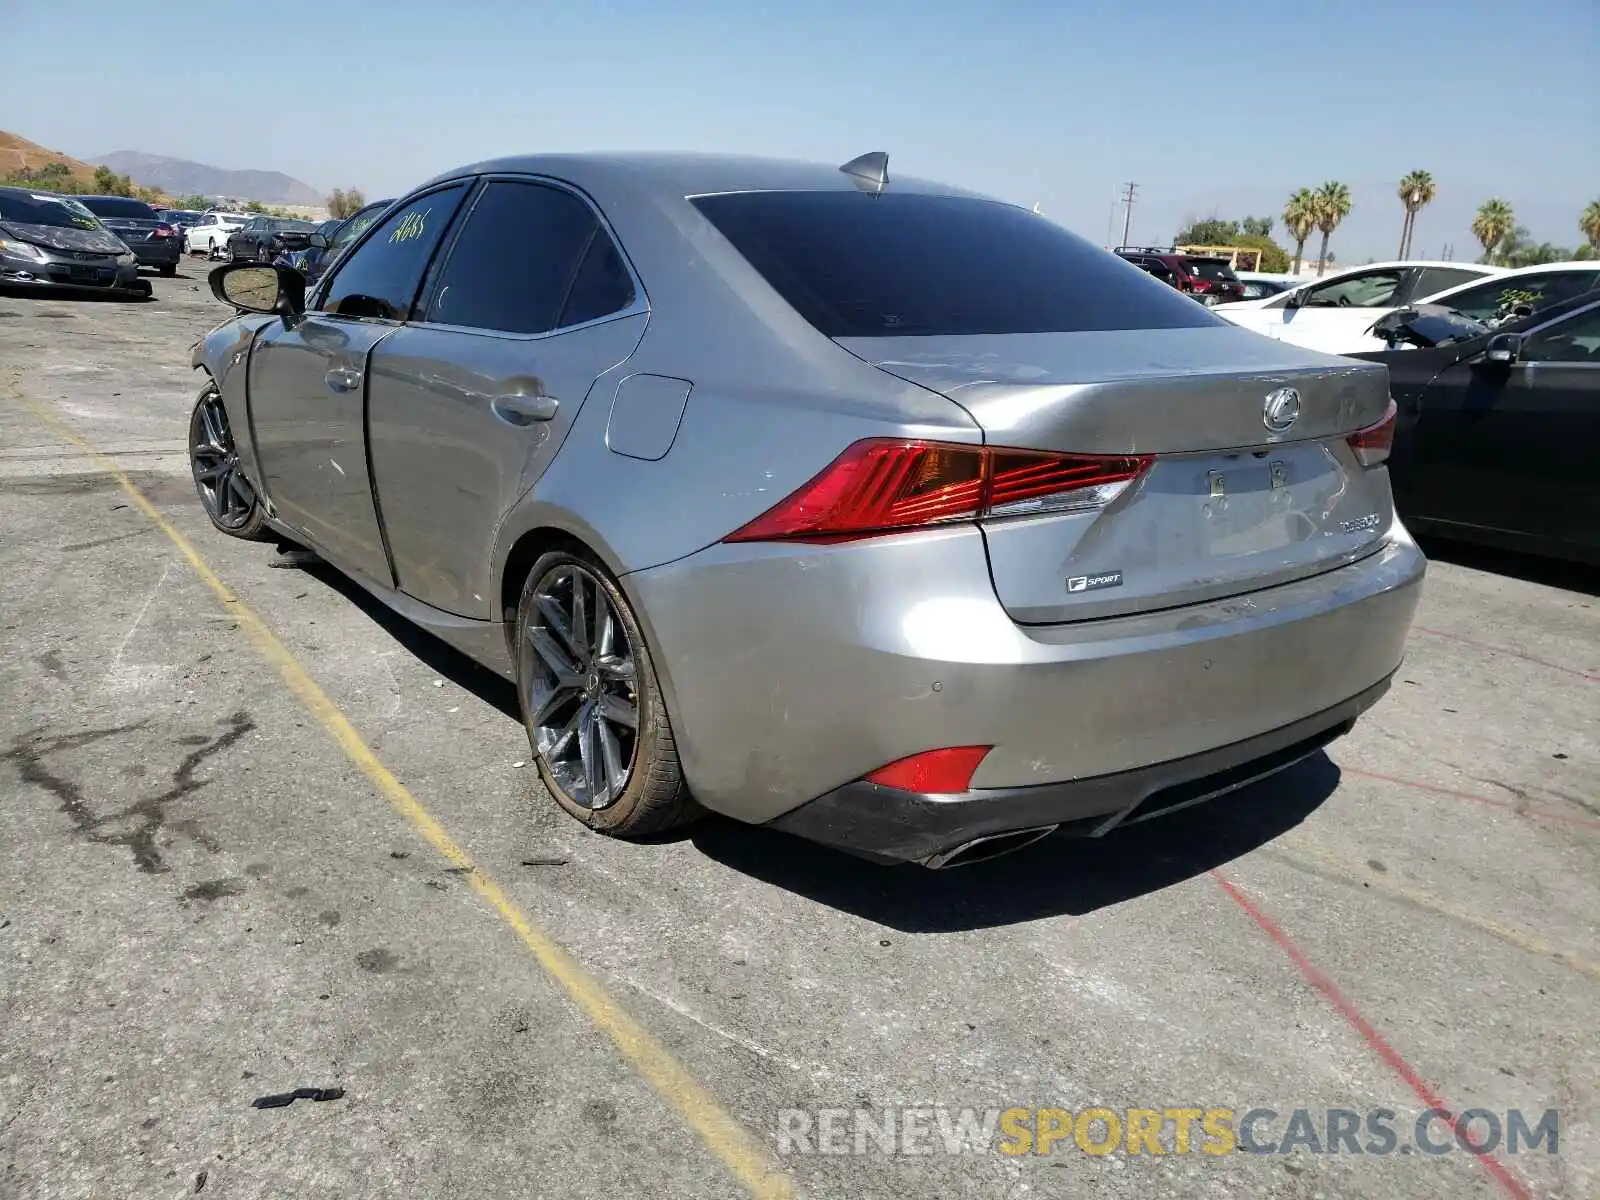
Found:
[190,151,1425,867]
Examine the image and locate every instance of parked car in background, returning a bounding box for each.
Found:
[1211,261,1502,353]
[71,194,183,275]
[185,212,248,258]
[226,215,317,263]
[189,152,1423,868]
[1114,246,1245,304]
[1235,273,1299,301]
[157,209,204,236]
[1353,293,1600,564]
[0,187,142,294]
[1411,261,1600,327]
[289,199,395,282]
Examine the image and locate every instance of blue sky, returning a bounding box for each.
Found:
[5,0,1596,262]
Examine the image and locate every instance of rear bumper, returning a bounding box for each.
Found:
[625,520,1426,829]
[130,240,182,266]
[769,675,1388,863]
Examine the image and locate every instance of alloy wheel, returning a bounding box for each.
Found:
[525,563,639,810]
[189,389,257,529]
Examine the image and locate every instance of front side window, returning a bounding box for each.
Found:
[1301,270,1405,308]
[693,191,1220,337]
[424,180,633,335]
[1446,272,1599,322]
[331,204,389,252]
[320,185,467,321]
[1522,305,1600,364]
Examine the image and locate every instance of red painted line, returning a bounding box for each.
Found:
[1211,871,1532,1200]
[1411,625,1598,683]
[1346,766,1600,831]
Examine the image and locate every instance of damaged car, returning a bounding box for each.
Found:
[0,187,146,296]
[188,152,1424,867]
[1353,296,1600,565]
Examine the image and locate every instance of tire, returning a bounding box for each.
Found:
[515,551,697,837]
[159,263,177,277]
[187,382,271,540]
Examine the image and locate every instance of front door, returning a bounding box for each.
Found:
[366,177,647,618]
[247,183,470,582]
[1408,301,1600,552]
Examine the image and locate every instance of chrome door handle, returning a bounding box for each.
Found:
[491,393,559,424]
[325,367,362,393]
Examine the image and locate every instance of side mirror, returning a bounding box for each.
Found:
[308,233,329,249]
[1283,289,1304,309]
[209,262,305,318]
[1484,332,1522,364]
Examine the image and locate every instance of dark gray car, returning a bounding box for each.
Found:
[0,187,142,294]
[73,195,184,275]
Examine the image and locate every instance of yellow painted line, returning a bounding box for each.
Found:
[5,377,795,1200]
[1266,840,1600,983]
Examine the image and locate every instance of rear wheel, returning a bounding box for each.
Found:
[188,382,270,540]
[159,263,177,277]
[515,552,696,836]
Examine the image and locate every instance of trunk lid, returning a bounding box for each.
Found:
[97,217,159,244]
[838,326,1396,623]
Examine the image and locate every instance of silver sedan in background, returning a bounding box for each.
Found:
[190,151,1424,868]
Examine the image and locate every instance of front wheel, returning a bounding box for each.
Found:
[188,383,270,540]
[515,552,696,836]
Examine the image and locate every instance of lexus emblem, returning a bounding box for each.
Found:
[1263,387,1301,432]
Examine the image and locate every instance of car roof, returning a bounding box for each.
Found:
[1424,259,1600,301]
[418,152,990,203]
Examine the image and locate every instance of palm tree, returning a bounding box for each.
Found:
[1283,188,1316,275]
[1472,198,1515,262]
[1396,170,1435,259]
[1311,182,1351,277]
[1581,199,1600,254]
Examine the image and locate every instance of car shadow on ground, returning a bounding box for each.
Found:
[688,754,1341,931]
[1416,536,1598,596]
[291,554,1341,930]
[297,560,523,721]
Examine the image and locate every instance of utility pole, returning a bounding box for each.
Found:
[1119,182,1138,247]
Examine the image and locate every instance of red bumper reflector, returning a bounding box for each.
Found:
[864,745,992,794]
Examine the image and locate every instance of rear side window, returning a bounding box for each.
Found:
[425,180,631,334]
[76,196,158,218]
[692,192,1220,337]
[320,184,467,321]
[1412,267,1486,299]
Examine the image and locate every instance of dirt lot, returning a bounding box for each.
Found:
[1,267,1596,1200]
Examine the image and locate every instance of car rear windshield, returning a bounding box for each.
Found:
[691,191,1221,337]
[269,219,315,232]
[0,191,103,229]
[75,196,159,218]
[1187,259,1238,282]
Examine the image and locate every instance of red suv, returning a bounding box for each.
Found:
[1114,246,1245,305]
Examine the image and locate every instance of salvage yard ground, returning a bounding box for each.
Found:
[1,271,1596,1200]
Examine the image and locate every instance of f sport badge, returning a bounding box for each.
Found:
[1067,570,1124,593]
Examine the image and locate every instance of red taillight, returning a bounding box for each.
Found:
[865,745,991,793]
[723,439,1152,543]
[1190,277,1213,293]
[1347,399,1397,467]
[153,224,176,238]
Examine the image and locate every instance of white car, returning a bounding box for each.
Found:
[1213,261,1503,353]
[183,213,249,259]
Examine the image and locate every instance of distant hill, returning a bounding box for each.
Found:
[0,131,104,191]
[89,151,321,206]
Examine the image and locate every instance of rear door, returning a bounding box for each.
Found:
[1407,300,1600,553]
[366,178,647,618]
[249,184,469,580]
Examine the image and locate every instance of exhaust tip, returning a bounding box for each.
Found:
[922,825,1058,869]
